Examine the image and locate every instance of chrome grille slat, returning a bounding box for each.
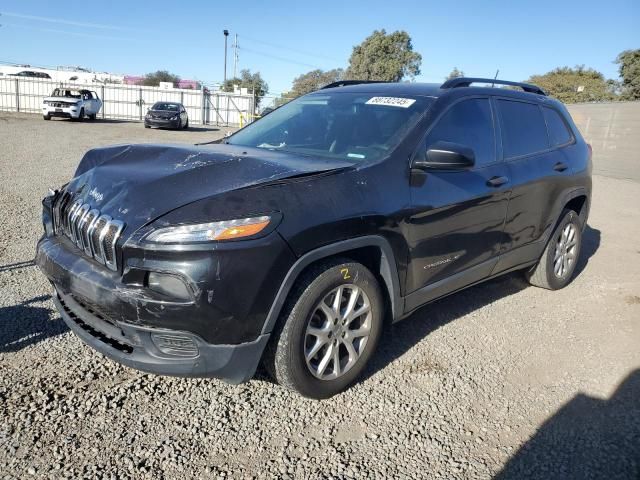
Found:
[82,209,99,256]
[52,192,124,271]
[74,204,91,248]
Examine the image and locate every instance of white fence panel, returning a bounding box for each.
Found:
[0,77,255,127]
[0,78,18,112]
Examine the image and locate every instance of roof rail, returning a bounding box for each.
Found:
[321,80,388,90]
[441,77,547,96]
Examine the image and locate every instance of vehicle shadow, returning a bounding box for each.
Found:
[358,224,602,384]
[184,126,220,132]
[0,295,68,353]
[494,369,640,479]
[574,224,600,277]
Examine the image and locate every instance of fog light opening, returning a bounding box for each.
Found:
[146,271,192,301]
[151,333,199,358]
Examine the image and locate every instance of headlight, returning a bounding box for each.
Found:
[144,215,272,243]
[170,114,179,120]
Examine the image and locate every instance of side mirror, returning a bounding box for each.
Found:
[413,141,475,171]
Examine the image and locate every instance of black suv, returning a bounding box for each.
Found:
[36,78,592,398]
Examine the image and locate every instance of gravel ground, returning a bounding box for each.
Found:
[1,113,639,479]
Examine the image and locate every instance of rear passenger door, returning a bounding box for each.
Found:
[405,96,511,308]
[492,98,575,273]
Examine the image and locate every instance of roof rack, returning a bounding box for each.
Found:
[441,77,547,96]
[321,80,387,90]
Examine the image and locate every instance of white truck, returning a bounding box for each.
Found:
[42,88,103,121]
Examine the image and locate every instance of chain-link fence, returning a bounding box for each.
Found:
[0,77,256,127]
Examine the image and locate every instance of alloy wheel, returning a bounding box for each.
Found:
[553,223,578,278]
[304,285,372,380]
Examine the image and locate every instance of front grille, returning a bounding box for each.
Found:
[53,191,125,271]
[48,101,75,108]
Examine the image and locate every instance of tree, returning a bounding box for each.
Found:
[527,66,615,103]
[446,67,465,80]
[615,49,640,100]
[223,69,269,108]
[346,29,422,82]
[289,68,345,97]
[141,70,180,87]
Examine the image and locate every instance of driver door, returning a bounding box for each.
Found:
[405,96,511,309]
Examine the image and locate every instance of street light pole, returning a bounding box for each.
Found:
[223,30,229,87]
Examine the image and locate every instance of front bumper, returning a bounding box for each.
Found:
[53,289,269,383]
[35,230,295,382]
[144,117,180,128]
[43,105,81,118]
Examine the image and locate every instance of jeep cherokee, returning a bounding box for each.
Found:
[36,77,592,398]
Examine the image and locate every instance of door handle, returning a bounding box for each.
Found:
[487,176,509,187]
[554,162,569,172]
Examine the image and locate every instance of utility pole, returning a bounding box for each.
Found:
[223,29,229,87]
[233,34,239,79]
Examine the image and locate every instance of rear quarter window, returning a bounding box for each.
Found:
[497,99,549,158]
[543,107,573,147]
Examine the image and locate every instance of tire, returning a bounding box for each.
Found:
[265,258,384,399]
[526,209,582,290]
[89,113,96,121]
[43,114,51,121]
[184,118,189,130]
[75,108,85,122]
[144,124,151,129]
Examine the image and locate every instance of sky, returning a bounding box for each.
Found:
[0,0,638,96]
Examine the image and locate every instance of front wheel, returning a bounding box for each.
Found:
[266,259,384,399]
[43,114,51,121]
[183,118,189,130]
[526,209,582,290]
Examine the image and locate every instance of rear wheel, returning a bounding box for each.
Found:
[89,113,96,121]
[526,209,582,290]
[266,259,383,399]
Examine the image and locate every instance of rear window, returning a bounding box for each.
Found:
[543,107,573,147]
[497,100,549,158]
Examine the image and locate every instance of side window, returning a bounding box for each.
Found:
[497,99,549,158]
[543,107,573,147]
[424,98,495,167]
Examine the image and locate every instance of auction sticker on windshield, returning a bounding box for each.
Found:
[365,97,416,108]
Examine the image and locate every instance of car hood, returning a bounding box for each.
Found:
[65,143,352,235]
[44,96,80,103]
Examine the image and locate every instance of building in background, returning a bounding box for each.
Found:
[0,63,201,89]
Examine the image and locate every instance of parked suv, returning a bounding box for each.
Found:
[42,88,102,121]
[36,78,592,398]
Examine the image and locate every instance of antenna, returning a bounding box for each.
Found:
[492,69,499,88]
[233,34,239,78]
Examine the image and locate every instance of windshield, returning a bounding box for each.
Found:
[152,103,179,111]
[52,89,81,98]
[228,92,433,162]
